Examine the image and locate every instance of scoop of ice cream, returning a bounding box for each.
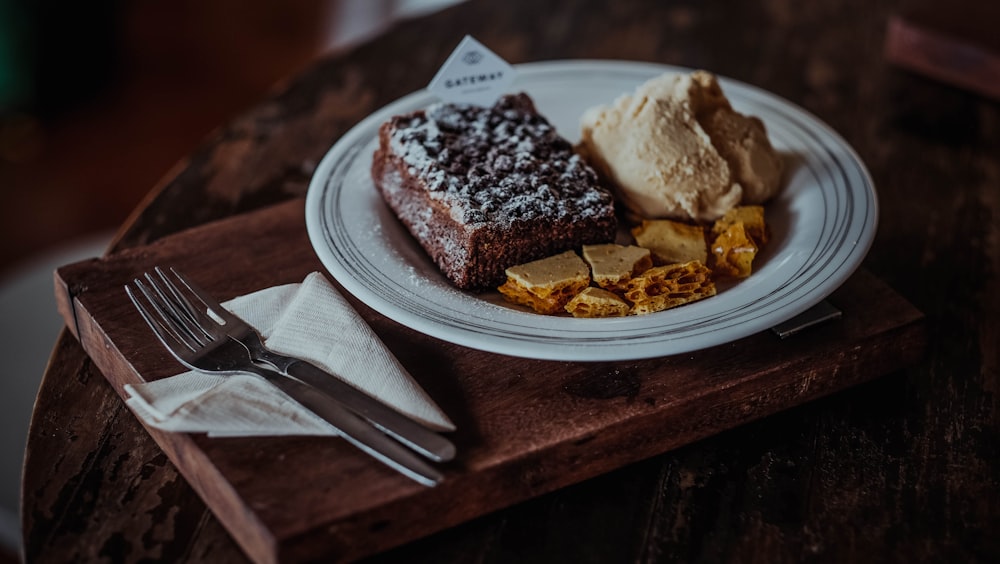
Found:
[579,81,740,222]
[699,107,784,204]
[579,70,783,222]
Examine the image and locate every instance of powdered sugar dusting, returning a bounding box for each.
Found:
[387,94,614,227]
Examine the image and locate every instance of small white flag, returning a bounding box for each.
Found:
[427,35,516,106]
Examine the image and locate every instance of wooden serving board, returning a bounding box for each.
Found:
[55,197,925,563]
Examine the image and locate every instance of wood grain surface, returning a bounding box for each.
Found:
[22,0,1000,562]
[49,197,924,562]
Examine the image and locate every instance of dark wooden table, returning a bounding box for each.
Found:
[22,0,999,562]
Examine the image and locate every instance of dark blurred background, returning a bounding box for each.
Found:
[0,0,343,278]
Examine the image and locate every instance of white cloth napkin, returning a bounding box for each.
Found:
[124,272,455,437]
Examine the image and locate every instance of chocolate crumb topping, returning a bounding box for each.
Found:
[387,93,614,226]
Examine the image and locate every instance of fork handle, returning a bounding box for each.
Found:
[258,369,444,487]
[283,360,457,462]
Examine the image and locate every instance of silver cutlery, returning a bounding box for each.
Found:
[125,267,450,486]
[163,267,455,463]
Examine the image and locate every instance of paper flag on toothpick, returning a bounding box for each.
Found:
[427,35,516,106]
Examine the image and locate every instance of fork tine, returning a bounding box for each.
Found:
[127,279,200,354]
[169,267,241,325]
[141,271,213,348]
[150,267,217,341]
[152,267,235,342]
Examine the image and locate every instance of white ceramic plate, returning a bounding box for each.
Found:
[305,60,877,361]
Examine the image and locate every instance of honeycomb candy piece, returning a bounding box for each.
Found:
[710,222,759,278]
[631,219,707,265]
[624,260,717,315]
[498,250,591,314]
[565,287,632,318]
[581,244,653,292]
[711,205,768,245]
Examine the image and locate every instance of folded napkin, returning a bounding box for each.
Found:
[124,272,455,437]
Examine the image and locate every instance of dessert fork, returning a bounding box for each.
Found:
[125,267,447,486]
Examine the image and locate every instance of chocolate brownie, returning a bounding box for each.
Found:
[371,93,617,291]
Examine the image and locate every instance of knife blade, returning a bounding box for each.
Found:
[256,363,444,486]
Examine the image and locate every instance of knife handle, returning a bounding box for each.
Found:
[285,361,457,462]
[259,368,443,487]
